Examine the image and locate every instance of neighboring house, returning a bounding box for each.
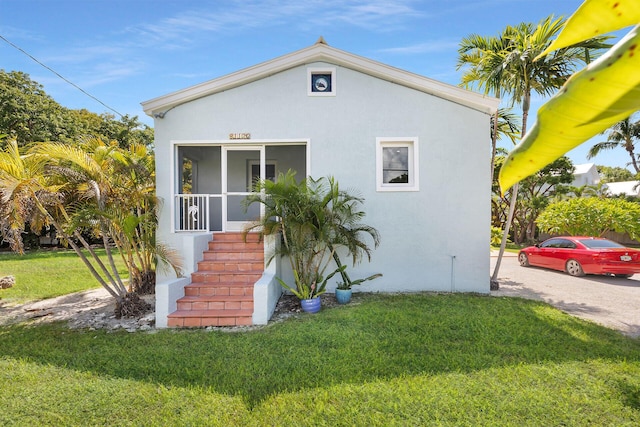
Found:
[142,38,500,328]
[572,163,600,187]
[605,181,640,197]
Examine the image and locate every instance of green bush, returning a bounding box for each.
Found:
[537,198,640,239]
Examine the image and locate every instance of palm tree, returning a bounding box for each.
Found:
[0,138,180,317]
[96,140,179,293]
[36,138,181,294]
[458,15,608,287]
[243,170,379,300]
[498,0,639,192]
[0,139,129,302]
[588,116,640,173]
[458,31,520,290]
[490,108,521,173]
[458,32,513,178]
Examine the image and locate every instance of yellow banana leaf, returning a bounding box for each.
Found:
[499,25,640,193]
[538,0,640,59]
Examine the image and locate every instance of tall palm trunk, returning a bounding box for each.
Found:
[625,140,640,173]
[491,93,530,287]
[490,109,499,176]
[491,182,518,288]
[32,196,125,300]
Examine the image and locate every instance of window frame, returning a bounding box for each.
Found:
[307,67,336,97]
[376,137,419,192]
[248,159,277,189]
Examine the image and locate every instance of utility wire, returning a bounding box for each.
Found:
[0,34,124,118]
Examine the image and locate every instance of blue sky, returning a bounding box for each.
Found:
[0,0,633,170]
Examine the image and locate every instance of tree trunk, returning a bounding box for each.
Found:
[31,196,123,299]
[491,92,530,288]
[626,140,640,173]
[491,181,518,289]
[490,110,500,177]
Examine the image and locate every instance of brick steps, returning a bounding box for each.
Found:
[167,310,253,327]
[176,295,254,311]
[167,232,263,328]
[196,261,265,273]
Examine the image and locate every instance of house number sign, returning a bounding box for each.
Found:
[229,133,251,140]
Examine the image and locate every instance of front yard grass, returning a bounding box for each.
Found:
[1,293,639,425]
[0,248,128,304]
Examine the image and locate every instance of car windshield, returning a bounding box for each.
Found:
[578,239,625,249]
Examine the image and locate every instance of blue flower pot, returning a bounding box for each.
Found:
[335,288,352,304]
[300,297,321,313]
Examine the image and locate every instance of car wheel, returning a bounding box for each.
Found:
[614,274,633,278]
[566,259,585,277]
[518,252,530,267]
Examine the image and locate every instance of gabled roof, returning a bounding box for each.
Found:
[573,163,597,175]
[141,38,500,118]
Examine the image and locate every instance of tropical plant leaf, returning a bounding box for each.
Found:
[499,25,640,192]
[538,0,640,59]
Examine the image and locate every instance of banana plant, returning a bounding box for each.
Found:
[499,0,640,193]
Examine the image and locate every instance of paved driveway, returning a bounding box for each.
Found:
[491,251,640,338]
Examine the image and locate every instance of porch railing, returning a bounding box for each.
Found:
[175,194,214,232]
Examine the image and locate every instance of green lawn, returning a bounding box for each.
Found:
[491,244,523,253]
[0,249,128,303]
[1,293,639,425]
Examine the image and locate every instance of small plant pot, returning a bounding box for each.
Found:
[335,288,352,304]
[300,297,321,313]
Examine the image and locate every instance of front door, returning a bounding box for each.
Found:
[222,146,265,232]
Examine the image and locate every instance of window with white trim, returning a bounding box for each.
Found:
[376,138,419,191]
[307,67,336,96]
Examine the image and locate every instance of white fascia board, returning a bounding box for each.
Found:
[141,43,500,117]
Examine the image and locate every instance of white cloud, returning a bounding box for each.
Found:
[128,0,424,47]
[379,39,460,55]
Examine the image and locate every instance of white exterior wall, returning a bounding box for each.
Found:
[154,62,490,295]
[572,163,600,187]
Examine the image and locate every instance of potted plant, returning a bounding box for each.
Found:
[332,250,382,304]
[244,170,380,312]
[277,268,343,313]
[334,282,352,304]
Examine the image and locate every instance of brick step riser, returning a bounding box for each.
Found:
[178,294,254,302]
[212,233,262,243]
[208,242,264,251]
[169,308,253,318]
[196,261,264,272]
[190,273,262,284]
[202,251,264,262]
[168,316,253,328]
[177,300,254,311]
[184,285,254,297]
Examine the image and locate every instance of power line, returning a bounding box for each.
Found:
[0,34,124,118]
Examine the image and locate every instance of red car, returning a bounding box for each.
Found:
[518,236,640,278]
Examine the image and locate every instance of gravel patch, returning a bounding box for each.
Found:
[0,290,343,333]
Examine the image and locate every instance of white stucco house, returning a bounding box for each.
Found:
[572,163,600,187]
[141,39,500,328]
